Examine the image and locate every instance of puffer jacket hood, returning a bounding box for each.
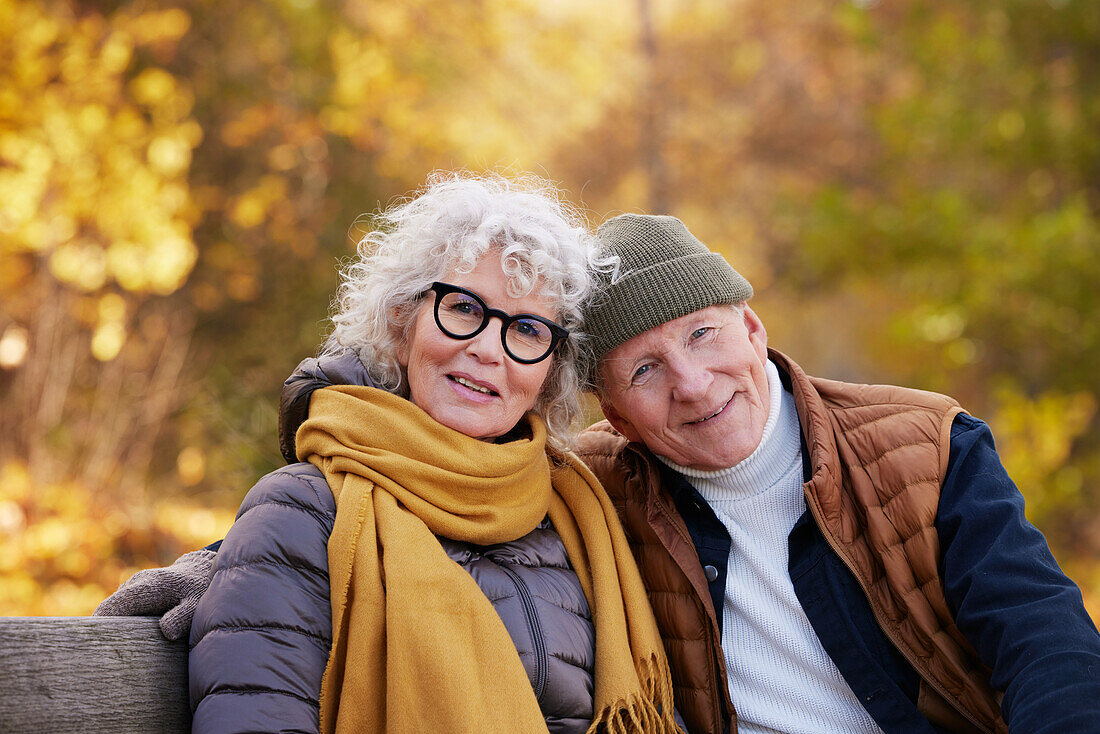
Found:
[278,350,374,463]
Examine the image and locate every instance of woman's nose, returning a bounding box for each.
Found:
[465,319,506,364]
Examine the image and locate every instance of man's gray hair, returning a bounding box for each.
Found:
[325,171,616,448]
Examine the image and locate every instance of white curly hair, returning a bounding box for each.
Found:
[324,171,616,448]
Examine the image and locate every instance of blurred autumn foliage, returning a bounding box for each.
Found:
[1,0,1097,620]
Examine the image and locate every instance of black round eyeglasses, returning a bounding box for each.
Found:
[425,282,569,364]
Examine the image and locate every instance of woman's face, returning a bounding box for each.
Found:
[398,256,558,440]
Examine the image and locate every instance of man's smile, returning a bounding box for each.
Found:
[685,395,733,425]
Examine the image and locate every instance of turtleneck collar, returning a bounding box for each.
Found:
[657,359,802,498]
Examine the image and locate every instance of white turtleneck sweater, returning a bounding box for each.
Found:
[659,360,884,734]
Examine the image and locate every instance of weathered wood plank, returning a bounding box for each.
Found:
[0,616,189,733]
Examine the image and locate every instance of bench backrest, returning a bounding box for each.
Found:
[0,616,189,733]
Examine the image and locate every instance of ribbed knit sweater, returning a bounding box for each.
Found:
[659,360,885,734]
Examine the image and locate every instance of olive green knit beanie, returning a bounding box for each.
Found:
[582,214,752,381]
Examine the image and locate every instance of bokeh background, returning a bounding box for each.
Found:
[1,0,1098,621]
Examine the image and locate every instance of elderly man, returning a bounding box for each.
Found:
[99,214,1100,733]
[572,214,1100,734]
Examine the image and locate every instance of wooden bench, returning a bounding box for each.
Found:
[0,616,189,733]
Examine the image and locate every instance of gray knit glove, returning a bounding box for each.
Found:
[94,548,216,641]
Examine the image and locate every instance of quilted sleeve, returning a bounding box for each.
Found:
[189,464,336,734]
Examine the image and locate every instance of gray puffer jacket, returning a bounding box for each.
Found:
[189,353,597,733]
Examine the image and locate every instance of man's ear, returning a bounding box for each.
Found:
[599,397,643,443]
[742,304,768,363]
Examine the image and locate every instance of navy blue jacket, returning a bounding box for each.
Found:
[670,410,1100,733]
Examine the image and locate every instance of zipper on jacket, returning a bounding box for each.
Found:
[801,489,993,734]
[499,564,548,701]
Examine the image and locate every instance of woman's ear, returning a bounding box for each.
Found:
[392,304,416,367]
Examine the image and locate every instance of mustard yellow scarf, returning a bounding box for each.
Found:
[295,386,680,734]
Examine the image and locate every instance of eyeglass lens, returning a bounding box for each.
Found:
[436,290,555,361]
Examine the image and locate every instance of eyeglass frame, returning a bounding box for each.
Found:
[424,281,570,364]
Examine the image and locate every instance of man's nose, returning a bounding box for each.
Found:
[670,357,712,401]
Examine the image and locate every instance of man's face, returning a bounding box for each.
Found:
[598,305,771,471]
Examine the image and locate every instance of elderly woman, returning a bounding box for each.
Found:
[185,173,680,734]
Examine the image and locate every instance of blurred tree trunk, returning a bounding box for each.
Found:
[0,266,193,497]
[636,0,669,213]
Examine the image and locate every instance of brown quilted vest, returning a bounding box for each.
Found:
[574,350,1007,734]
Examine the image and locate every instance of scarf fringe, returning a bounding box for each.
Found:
[586,653,683,734]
